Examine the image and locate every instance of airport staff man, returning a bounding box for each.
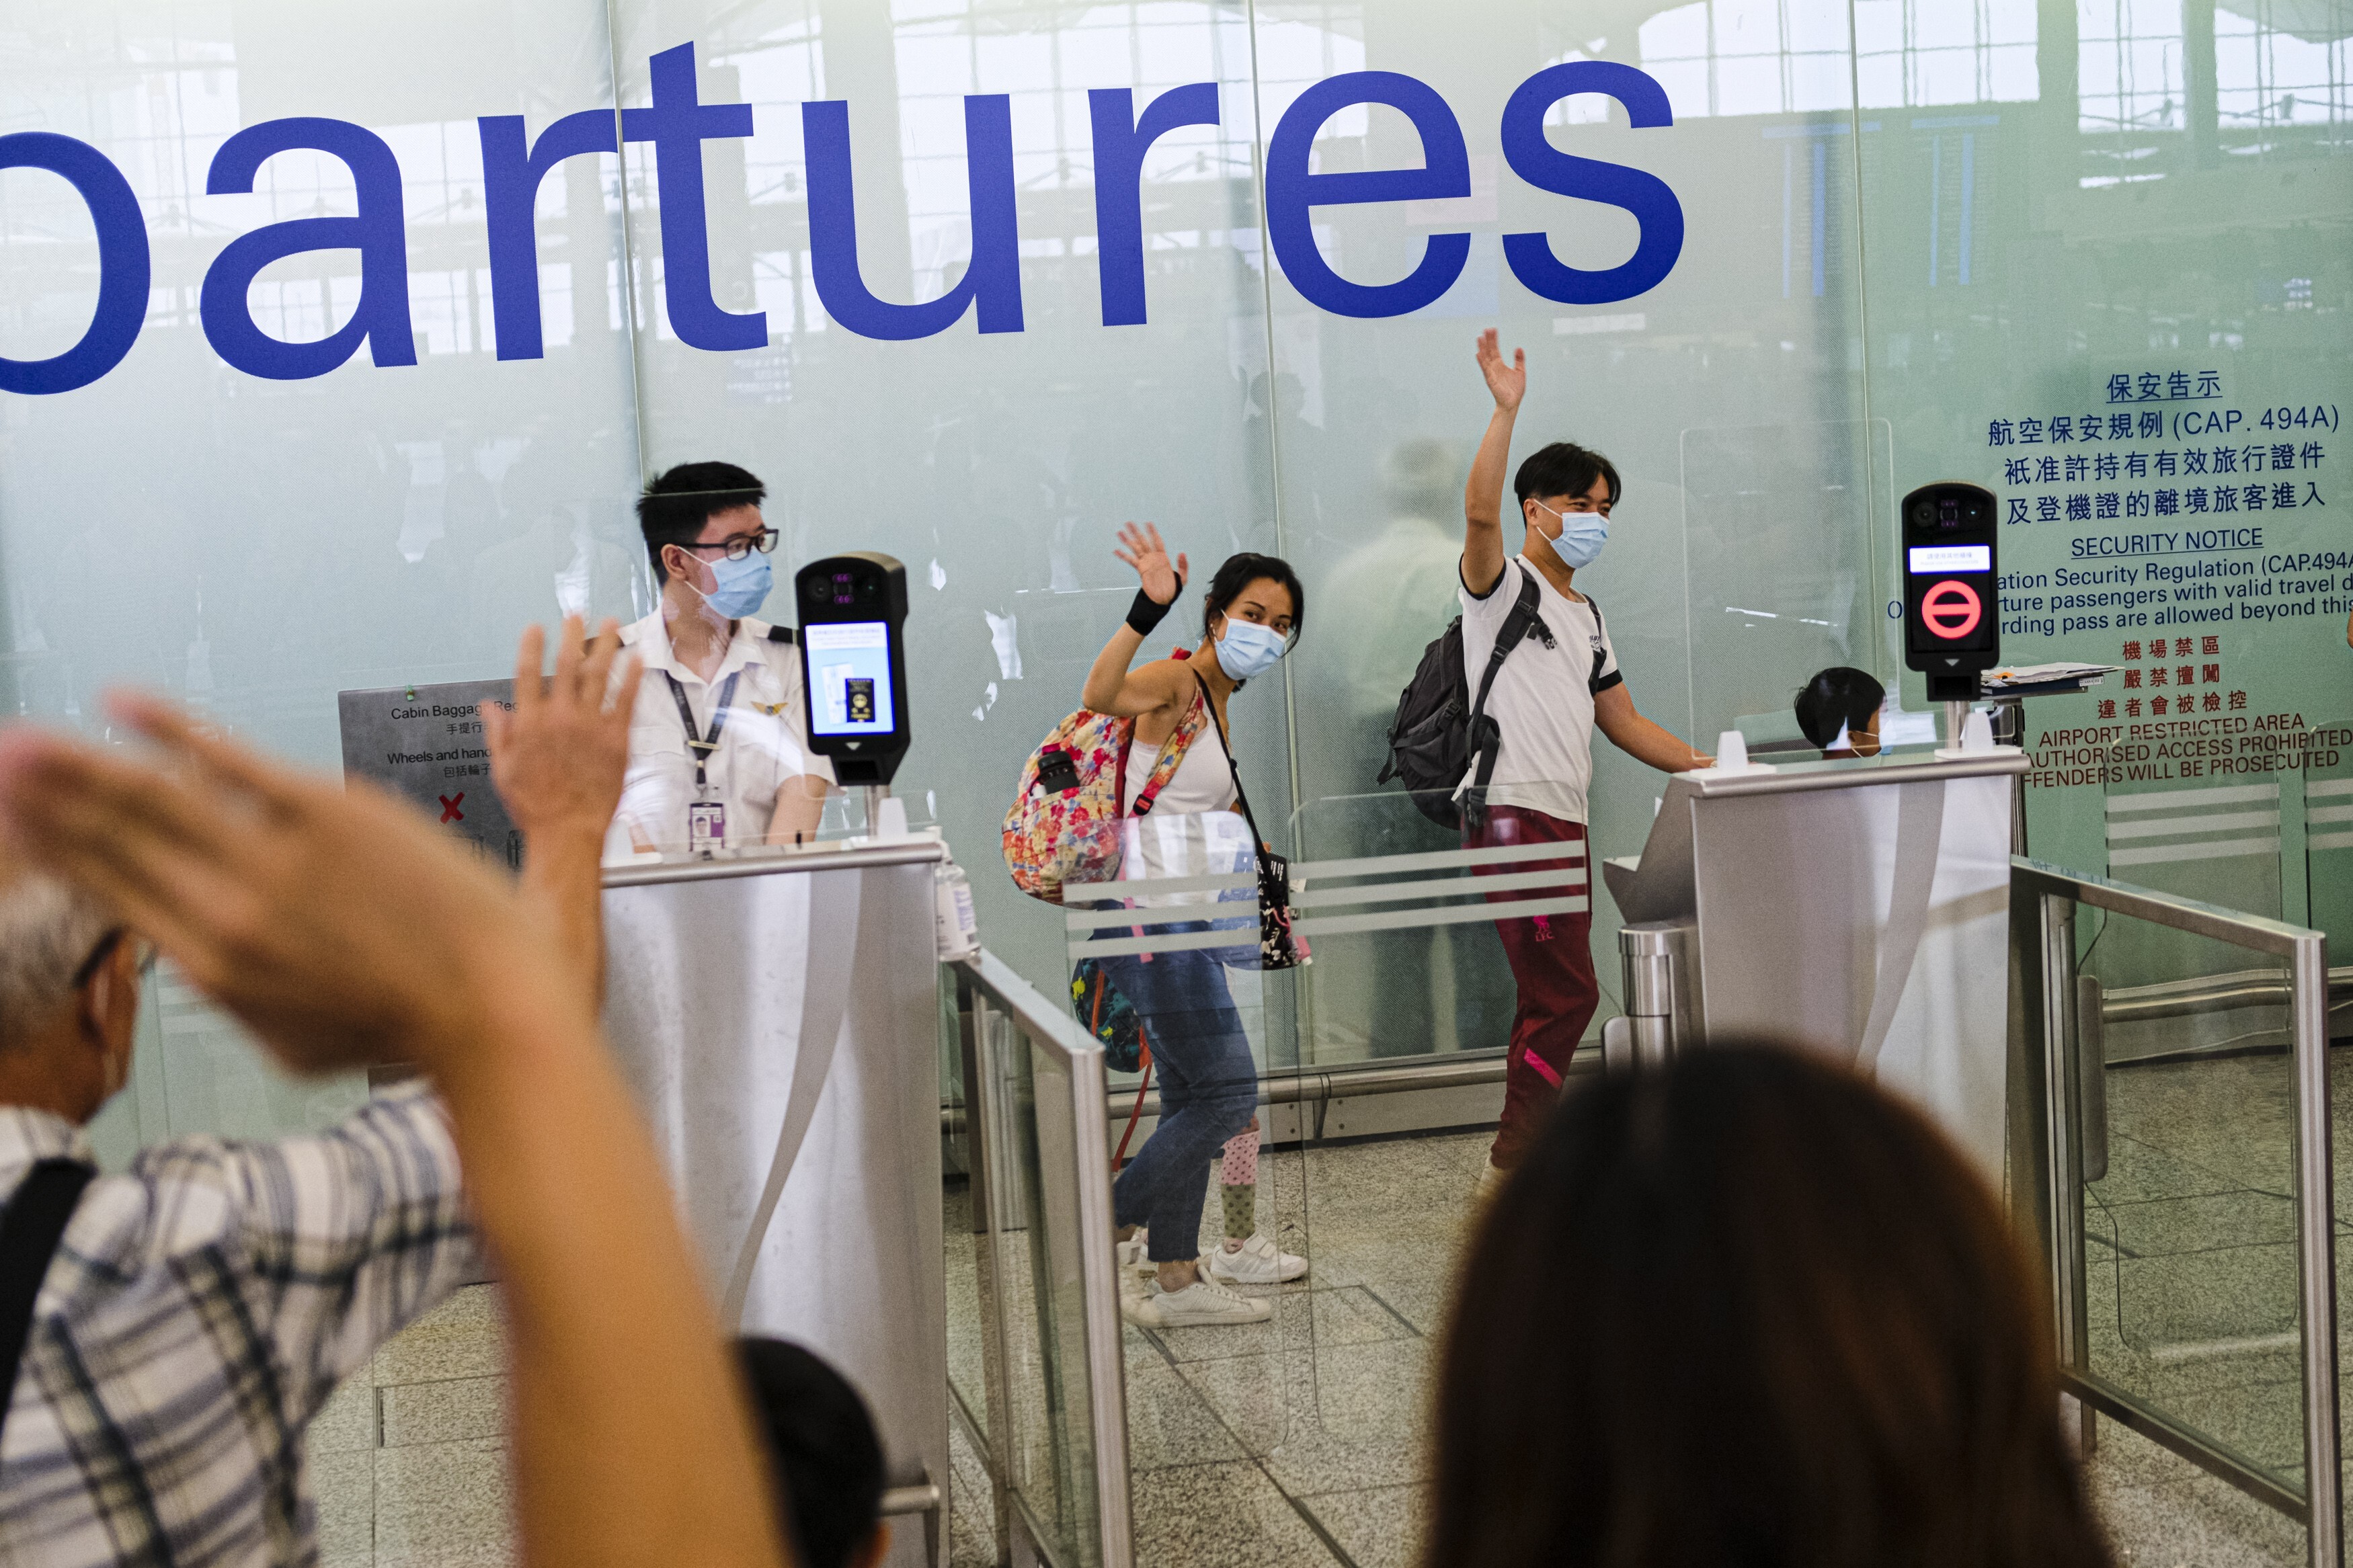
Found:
[612,462,832,855]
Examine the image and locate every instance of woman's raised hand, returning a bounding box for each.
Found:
[1113,522,1189,606]
[1475,327,1525,413]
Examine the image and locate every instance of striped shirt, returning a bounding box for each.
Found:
[0,1082,473,1567]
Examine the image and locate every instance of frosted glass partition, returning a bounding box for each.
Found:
[1849,0,2353,884]
[606,0,1286,1001]
[1285,788,1574,1066]
[1,0,2348,1144]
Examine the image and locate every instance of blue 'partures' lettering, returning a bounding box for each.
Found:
[0,132,149,395]
[2,46,1689,388]
[1498,61,1685,304]
[1089,83,1222,328]
[199,116,415,379]
[479,109,619,362]
[1265,71,1473,320]
[623,42,767,352]
[804,93,1024,341]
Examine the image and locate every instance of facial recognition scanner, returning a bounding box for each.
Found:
[797,552,912,796]
[1901,483,1999,749]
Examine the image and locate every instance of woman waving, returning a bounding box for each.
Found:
[1084,523,1308,1327]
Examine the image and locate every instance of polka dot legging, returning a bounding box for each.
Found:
[1217,1124,1258,1241]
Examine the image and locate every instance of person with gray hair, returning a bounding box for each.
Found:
[0,876,128,1116]
[0,618,793,1568]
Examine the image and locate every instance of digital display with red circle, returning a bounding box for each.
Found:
[1920,579,1983,641]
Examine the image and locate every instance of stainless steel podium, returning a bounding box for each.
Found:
[600,841,947,1568]
[1601,749,2030,1174]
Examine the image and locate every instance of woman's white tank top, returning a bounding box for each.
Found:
[1122,709,1236,819]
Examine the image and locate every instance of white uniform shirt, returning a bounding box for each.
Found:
[1458,554,1622,825]
[610,611,834,854]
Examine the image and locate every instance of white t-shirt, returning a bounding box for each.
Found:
[1457,555,1622,825]
[608,612,835,855]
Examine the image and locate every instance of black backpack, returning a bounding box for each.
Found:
[1378,565,1608,833]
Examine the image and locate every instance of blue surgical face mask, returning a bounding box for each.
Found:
[1531,499,1609,569]
[1214,617,1287,682]
[691,550,773,618]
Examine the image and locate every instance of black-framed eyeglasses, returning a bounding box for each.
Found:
[73,927,157,991]
[678,529,781,561]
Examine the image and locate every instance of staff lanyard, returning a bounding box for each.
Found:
[664,669,742,798]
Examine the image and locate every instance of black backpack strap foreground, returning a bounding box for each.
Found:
[0,1158,94,1453]
[1459,565,1554,835]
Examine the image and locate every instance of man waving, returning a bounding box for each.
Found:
[1460,329,1712,1196]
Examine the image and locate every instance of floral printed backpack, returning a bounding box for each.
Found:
[1001,682,1211,903]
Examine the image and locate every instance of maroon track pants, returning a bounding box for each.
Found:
[1470,805,1597,1171]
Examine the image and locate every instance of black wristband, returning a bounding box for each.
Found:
[1125,587,1174,637]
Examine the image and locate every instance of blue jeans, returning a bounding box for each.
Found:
[1103,945,1259,1264]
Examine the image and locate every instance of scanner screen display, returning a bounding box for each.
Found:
[805,621,897,735]
[1907,544,1991,574]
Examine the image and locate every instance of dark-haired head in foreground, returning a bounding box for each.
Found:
[737,1338,889,1568]
[1427,1044,2108,1568]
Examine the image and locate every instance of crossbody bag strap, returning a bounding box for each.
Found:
[1191,673,1264,849]
[1131,689,1209,818]
[0,1158,95,1452]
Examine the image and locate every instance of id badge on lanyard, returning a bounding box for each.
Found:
[667,669,742,857]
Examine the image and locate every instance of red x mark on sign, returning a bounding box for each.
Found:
[438,793,465,823]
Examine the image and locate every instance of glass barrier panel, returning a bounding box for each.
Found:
[941,975,992,1456]
[974,993,1107,1568]
[2073,905,2307,1491]
[2098,757,2288,1055]
[1056,808,1301,1469]
[1059,809,1281,1086]
[1286,790,1520,1066]
[1286,788,1603,1069]
[2303,724,2353,1047]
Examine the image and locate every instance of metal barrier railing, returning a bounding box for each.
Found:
[2016,856,2340,1568]
[947,950,1133,1568]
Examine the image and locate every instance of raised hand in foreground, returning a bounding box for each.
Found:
[485,615,641,995]
[0,696,789,1568]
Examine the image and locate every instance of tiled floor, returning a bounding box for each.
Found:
[308,1286,513,1567]
[315,1106,2329,1568]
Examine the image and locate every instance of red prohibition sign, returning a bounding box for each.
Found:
[1921,579,1983,641]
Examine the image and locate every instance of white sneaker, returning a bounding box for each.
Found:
[1208,1233,1308,1285]
[1121,1268,1273,1327]
[1116,1231,1150,1272]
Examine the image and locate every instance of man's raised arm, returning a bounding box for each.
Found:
[1463,327,1527,597]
